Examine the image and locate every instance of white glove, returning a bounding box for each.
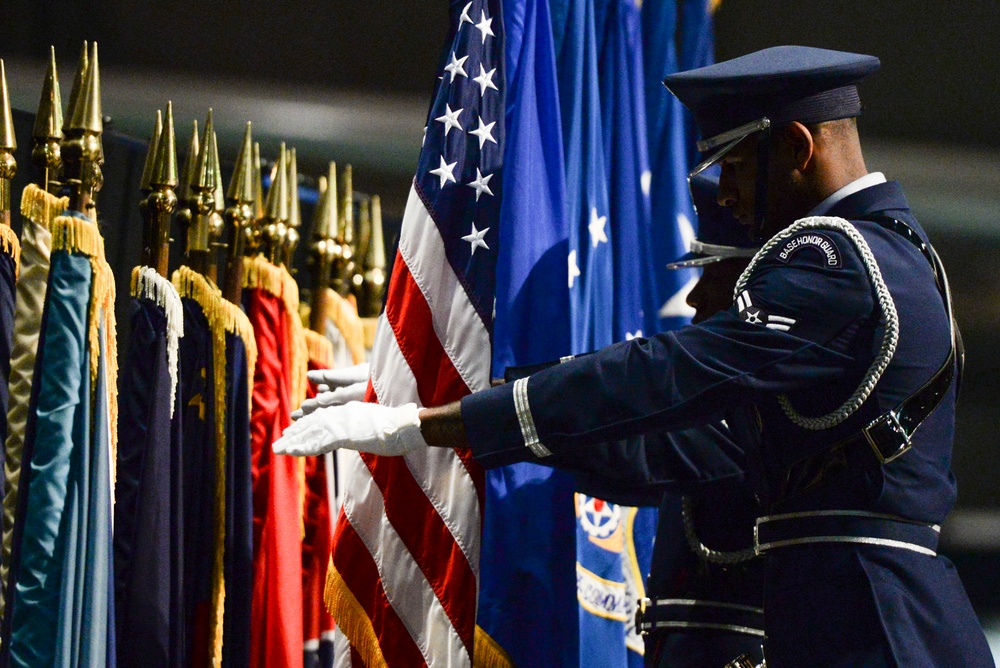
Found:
[291,381,368,420]
[307,363,370,389]
[274,401,427,457]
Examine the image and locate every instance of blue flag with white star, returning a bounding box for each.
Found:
[478,0,579,664]
[553,0,614,355]
[642,0,715,330]
[595,2,661,664]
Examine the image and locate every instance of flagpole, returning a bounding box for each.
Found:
[0,61,15,229]
[140,104,179,277]
[330,163,354,297]
[186,110,220,280]
[61,42,102,220]
[308,162,337,332]
[222,121,255,305]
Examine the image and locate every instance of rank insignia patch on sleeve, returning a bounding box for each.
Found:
[737,290,797,330]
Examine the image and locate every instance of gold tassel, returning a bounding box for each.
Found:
[171,264,231,667]
[50,215,118,477]
[304,329,334,369]
[318,288,366,365]
[242,253,284,297]
[324,561,389,668]
[0,226,21,280]
[19,183,68,231]
[473,626,518,668]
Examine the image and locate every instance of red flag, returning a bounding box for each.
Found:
[302,330,335,657]
[244,256,305,668]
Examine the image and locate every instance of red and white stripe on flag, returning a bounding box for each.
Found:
[324,185,490,666]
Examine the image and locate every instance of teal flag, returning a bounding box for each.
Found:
[6,214,116,668]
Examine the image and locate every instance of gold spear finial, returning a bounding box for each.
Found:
[283,147,301,267]
[351,194,370,301]
[63,41,88,134]
[175,119,199,259]
[252,141,264,222]
[0,60,16,221]
[144,102,178,277]
[308,162,340,330]
[62,42,103,216]
[32,47,64,193]
[361,194,387,316]
[139,110,163,193]
[261,143,288,265]
[69,42,102,134]
[186,109,219,279]
[207,127,225,252]
[331,163,355,295]
[223,121,255,303]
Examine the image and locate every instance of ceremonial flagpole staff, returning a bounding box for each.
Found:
[277,46,993,666]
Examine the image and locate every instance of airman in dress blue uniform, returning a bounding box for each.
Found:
[276,46,996,666]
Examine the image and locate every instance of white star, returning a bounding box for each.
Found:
[459,2,474,25]
[422,126,427,147]
[444,52,469,82]
[658,276,697,319]
[474,10,495,43]
[473,64,499,97]
[568,250,581,288]
[429,155,458,188]
[625,330,643,341]
[467,168,494,201]
[641,170,652,197]
[744,309,762,324]
[435,104,464,136]
[468,116,497,150]
[588,208,608,247]
[677,212,696,251]
[462,222,490,256]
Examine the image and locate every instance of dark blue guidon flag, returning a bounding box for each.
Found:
[113,267,184,666]
[5,212,117,667]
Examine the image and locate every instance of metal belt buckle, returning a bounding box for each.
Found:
[635,597,651,635]
[863,410,911,464]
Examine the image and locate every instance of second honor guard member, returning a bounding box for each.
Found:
[276,47,994,665]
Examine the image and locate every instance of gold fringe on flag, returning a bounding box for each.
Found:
[304,329,334,369]
[19,183,68,231]
[324,560,389,668]
[50,214,118,474]
[0,226,21,280]
[473,625,517,668]
[242,252,284,297]
[317,287,366,365]
[172,264,229,667]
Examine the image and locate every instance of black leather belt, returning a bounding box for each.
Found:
[635,597,765,638]
[754,510,940,557]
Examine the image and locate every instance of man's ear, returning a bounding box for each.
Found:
[780,121,815,172]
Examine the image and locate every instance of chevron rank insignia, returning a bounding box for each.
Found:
[736,290,797,331]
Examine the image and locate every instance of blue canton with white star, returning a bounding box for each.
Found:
[415,0,505,334]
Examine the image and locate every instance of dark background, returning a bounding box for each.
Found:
[2,0,998,617]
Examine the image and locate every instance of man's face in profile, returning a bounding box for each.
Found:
[687,258,751,324]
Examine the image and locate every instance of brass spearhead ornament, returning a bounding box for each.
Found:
[61,42,104,217]
[144,102,178,277]
[0,60,17,219]
[32,47,64,194]
[222,121,256,303]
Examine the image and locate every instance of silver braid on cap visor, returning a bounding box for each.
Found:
[735,216,899,431]
[513,377,551,457]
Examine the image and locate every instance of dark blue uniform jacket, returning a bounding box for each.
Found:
[464,182,994,666]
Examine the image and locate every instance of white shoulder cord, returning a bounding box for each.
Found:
[733,216,899,431]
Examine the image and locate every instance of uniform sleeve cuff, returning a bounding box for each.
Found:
[461,380,549,469]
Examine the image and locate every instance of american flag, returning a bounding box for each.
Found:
[325,1,503,664]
